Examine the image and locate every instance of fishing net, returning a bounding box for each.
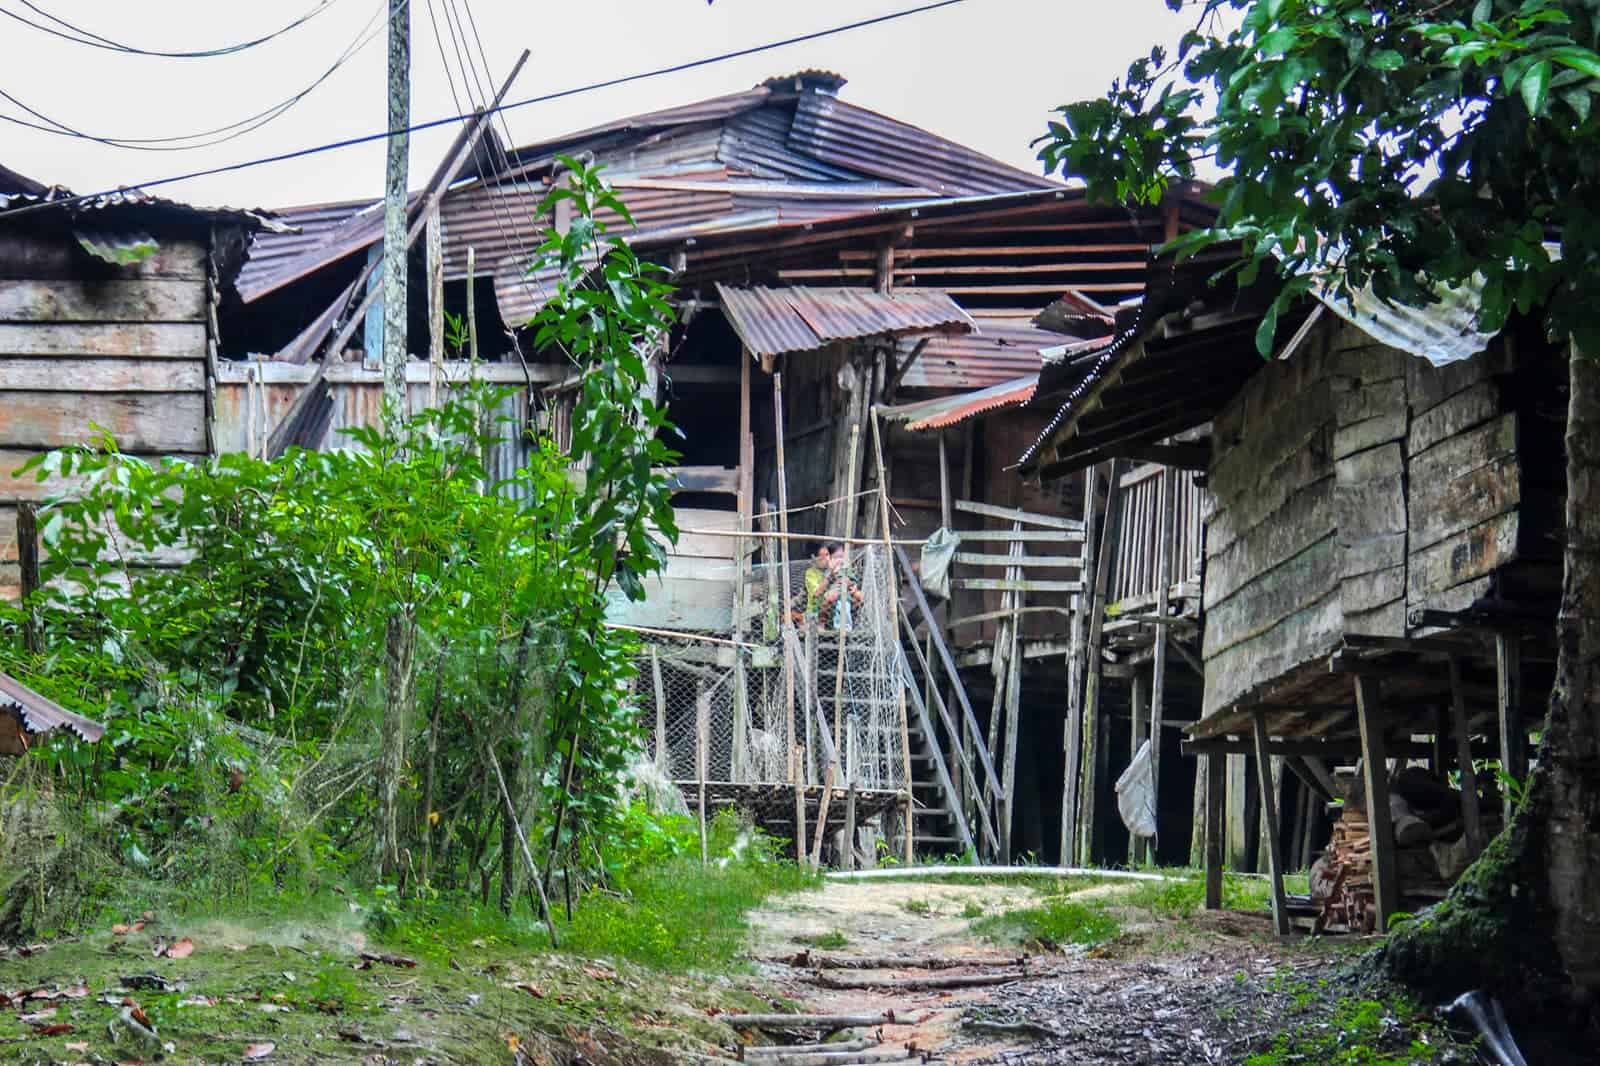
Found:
[635,544,908,796]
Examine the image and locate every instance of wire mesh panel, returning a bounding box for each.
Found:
[634,544,907,793]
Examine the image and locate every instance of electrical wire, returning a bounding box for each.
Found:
[0,0,341,58]
[0,0,971,219]
[0,1,396,151]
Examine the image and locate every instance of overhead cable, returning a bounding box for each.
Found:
[0,0,341,58]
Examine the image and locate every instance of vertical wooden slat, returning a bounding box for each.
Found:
[697,681,710,865]
[1227,752,1250,871]
[938,430,953,531]
[1253,711,1290,935]
[1149,466,1177,859]
[426,208,444,409]
[1355,676,1399,932]
[1203,753,1225,909]
[1079,459,1127,864]
[1129,671,1149,866]
[17,502,40,654]
[650,647,667,771]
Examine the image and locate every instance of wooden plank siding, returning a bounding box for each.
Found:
[1199,315,1523,714]
[0,231,210,601]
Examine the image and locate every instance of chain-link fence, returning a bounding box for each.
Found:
[636,544,907,794]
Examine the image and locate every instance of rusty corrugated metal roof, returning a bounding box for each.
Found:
[900,314,1067,390]
[236,198,377,302]
[880,374,1039,432]
[0,671,105,755]
[717,284,973,357]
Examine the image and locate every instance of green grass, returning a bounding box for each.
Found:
[961,899,984,919]
[900,897,933,916]
[796,929,850,949]
[970,898,1121,949]
[899,872,1113,895]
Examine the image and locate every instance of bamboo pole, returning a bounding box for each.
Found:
[732,348,753,782]
[426,207,443,409]
[651,646,668,771]
[774,370,807,862]
[1129,672,1149,866]
[1149,466,1177,861]
[697,681,710,865]
[17,502,40,655]
[1061,466,1097,864]
[1079,459,1127,864]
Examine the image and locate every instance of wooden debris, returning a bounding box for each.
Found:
[802,969,1030,992]
[767,949,1025,971]
[721,1011,898,1030]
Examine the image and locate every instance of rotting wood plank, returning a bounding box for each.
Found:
[1226,751,1250,872]
[1408,454,1521,553]
[953,529,1082,544]
[1203,752,1224,907]
[1406,512,1519,601]
[0,321,206,359]
[1407,380,1499,457]
[1341,565,1405,616]
[0,391,205,453]
[1354,675,1400,932]
[0,278,205,323]
[952,552,1082,569]
[1209,386,1332,502]
[1334,380,1407,427]
[1203,535,1340,659]
[0,234,208,281]
[1333,411,1408,462]
[1409,412,1517,485]
[1343,599,1406,639]
[1407,342,1510,414]
[1342,532,1406,580]
[0,357,204,393]
[953,577,1084,594]
[1203,590,1342,714]
[953,499,1084,531]
[1204,476,1336,609]
[0,449,207,502]
[1205,426,1334,556]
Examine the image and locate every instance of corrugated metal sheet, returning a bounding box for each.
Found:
[900,314,1065,390]
[719,106,870,182]
[879,374,1038,431]
[717,284,973,357]
[236,198,375,301]
[788,93,1053,197]
[1310,273,1495,367]
[0,185,282,233]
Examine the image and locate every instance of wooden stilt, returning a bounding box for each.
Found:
[697,681,710,865]
[1190,752,1208,867]
[1000,616,1022,864]
[1226,753,1250,872]
[1494,632,1525,822]
[938,431,953,531]
[1252,712,1290,935]
[732,347,753,782]
[1203,753,1224,909]
[1256,754,1283,875]
[1079,459,1127,865]
[1448,657,1485,856]
[1129,671,1149,866]
[1149,466,1177,861]
[1354,676,1399,933]
[650,646,668,771]
[774,370,807,863]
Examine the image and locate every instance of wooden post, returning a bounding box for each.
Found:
[1354,676,1399,933]
[1079,459,1127,864]
[1448,657,1484,856]
[466,247,479,364]
[426,207,444,409]
[1190,756,1208,868]
[1227,753,1251,872]
[1061,466,1098,864]
[1203,754,1225,909]
[869,407,912,863]
[832,424,862,758]
[17,502,40,655]
[650,646,668,771]
[697,681,710,865]
[1149,467,1177,857]
[1252,712,1290,935]
[1129,671,1149,865]
[1494,632,1525,822]
[1000,614,1022,864]
[774,370,807,863]
[731,348,753,783]
[938,431,953,531]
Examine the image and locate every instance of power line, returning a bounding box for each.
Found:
[0,0,971,219]
[0,0,341,58]
[0,1,395,152]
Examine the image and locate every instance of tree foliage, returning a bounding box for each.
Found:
[0,159,681,933]
[1039,0,1600,352]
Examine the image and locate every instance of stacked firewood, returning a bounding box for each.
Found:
[1309,768,1496,934]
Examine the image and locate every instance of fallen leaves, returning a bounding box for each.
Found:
[512,982,544,998]
[33,1022,75,1036]
[356,950,418,970]
[156,937,195,959]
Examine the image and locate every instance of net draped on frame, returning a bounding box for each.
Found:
[635,545,908,794]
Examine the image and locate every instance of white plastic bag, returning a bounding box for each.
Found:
[919,527,960,599]
[1115,739,1158,840]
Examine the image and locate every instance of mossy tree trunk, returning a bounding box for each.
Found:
[1383,346,1600,1004]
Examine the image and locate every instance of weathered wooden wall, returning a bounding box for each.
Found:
[0,231,211,600]
[1201,317,1521,713]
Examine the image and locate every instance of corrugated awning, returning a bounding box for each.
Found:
[879,374,1038,432]
[716,284,974,358]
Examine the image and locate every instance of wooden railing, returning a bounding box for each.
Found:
[1109,463,1204,613]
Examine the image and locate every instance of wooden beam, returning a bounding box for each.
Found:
[1354,676,1400,933]
[954,499,1084,531]
[1080,459,1127,863]
[1114,443,1211,470]
[1252,711,1290,935]
[1203,753,1224,909]
[1448,657,1485,857]
[1183,737,1491,759]
[883,337,930,399]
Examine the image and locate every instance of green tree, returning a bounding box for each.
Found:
[1039,0,1600,1004]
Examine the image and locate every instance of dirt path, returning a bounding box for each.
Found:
[734,875,1342,1065]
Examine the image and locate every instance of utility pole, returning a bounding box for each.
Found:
[377,0,412,885]
[382,0,410,432]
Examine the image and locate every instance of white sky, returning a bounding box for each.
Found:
[1,0,1196,209]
